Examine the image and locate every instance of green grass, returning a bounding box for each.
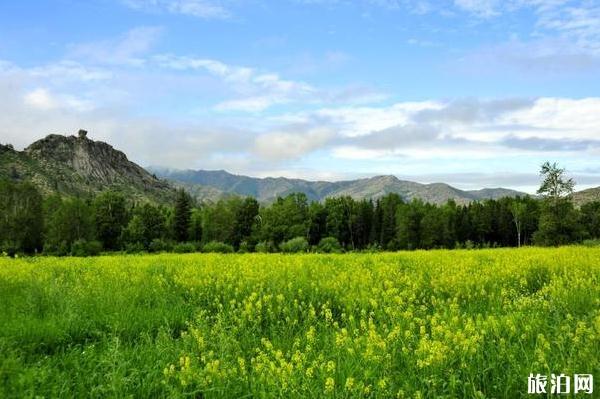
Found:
[0,248,599,398]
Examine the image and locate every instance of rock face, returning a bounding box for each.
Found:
[1,132,175,203]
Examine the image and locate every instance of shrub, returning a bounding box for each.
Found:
[255,241,275,253]
[173,242,197,254]
[43,241,70,256]
[582,239,600,247]
[202,241,234,253]
[125,242,146,254]
[71,239,103,257]
[316,237,343,253]
[280,237,309,253]
[238,241,251,253]
[149,238,173,253]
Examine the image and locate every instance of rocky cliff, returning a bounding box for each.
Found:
[1,131,175,203]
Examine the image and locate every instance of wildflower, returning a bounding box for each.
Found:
[324,377,335,394]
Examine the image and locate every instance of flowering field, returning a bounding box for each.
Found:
[0,249,598,398]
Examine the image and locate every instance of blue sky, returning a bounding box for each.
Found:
[1,0,599,192]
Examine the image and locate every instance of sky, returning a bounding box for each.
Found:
[0,0,599,193]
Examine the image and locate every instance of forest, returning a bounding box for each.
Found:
[1,163,598,256]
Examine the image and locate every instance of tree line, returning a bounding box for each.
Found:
[1,162,598,256]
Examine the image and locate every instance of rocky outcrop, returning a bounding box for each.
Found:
[1,132,175,203]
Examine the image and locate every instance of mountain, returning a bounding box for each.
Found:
[1,132,533,205]
[572,187,600,206]
[1,131,175,203]
[151,168,527,205]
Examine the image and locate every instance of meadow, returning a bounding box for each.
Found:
[0,248,598,398]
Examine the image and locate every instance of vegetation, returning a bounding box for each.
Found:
[1,161,598,256]
[0,249,598,398]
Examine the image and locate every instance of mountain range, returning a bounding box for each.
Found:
[151,168,526,205]
[2,132,598,206]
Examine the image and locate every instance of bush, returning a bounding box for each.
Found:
[43,241,70,256]
[173,242,197,253]
[582,239,600,247]
[148,238,173,253]
[125,242,146,254]
[280,237,309,253]
[238,241,251,253]
[255,241,275,253]
[71,239,103,257]
[202,241,234,253]
[316,237,343,253]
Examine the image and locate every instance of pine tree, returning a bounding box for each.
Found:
[173,189,192,242]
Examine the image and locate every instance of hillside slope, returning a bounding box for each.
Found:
[1,132,175,203]
[152,168,527,205]
[572,187,600,206]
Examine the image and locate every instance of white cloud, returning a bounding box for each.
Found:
[122,0,230,19]
[23,88,57,110]
[454,0,500,17]
[254,128,336,161]
[69,26,163,66]
[155,55,316,112]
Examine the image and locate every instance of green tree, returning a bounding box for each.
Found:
[202,197,242,245]
[173,189,193,242]
[534,162,580,246]
[123,203,167,248]
[580,201,600,239]
[307,202,328,246]
[232,197,259,250]
[510,200,526,247]
[188,207,203,242]
[378,193,403,249]
[0,180,44,253]
[260,193,309,247]
[396,199,425,250]
[93,191,128,250]
[537,162,575,204]
[46,197,94,251]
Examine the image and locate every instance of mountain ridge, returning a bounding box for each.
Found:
[6,133,596,206]
[1,131,175,203]
[150,167,529,205]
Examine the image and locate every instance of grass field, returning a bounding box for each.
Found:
[0,248,599,398]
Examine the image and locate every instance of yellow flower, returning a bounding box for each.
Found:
[345,377,355,391]
[324,377,335,394]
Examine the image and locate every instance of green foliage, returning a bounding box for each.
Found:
[45,197,94,251]
[255,241,275,253]
[188,208,203,242]
[173,189,193,242]
[279,236,309,253]
[93,191,128,250]
[0,180,44,253]
[0,249,597,398]
[173,242,197,254]
[537,161,575,201]
[202,241,234,253]
[580,201,600,239]
[260,193,309,246]
[582,239,600,247]
[125,242,146,254]
[122,203,167,249]
[70,239,103,257]
[316,237,343,253]
[148,238,173,253]
[232,197,259,250]
[534,162,581,246]
[534,199,583,246]
[201,197,241,245]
